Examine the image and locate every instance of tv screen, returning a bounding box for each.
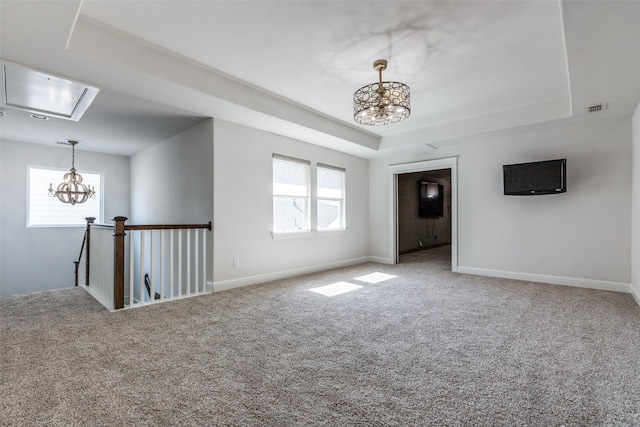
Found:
[503,159,566,195]
[419,182,444,217]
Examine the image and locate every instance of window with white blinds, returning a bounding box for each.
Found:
[272,155,310,232]
[28,167,102,227]
[317,163,345,230]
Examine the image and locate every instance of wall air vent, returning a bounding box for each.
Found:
[1,61,99,121]
[586,103,608,113]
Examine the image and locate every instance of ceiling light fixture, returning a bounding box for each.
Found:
[48,140,96,205]
[2,61,99,121]
[353,59,410,126]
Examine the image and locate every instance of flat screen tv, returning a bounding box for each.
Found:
[503,158,566,195]
[419,181,444,217]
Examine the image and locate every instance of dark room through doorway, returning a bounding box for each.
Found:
[397,168,452,264]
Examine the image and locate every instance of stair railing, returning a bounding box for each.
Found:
[82,216,212,310]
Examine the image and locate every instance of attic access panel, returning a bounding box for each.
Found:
[2,62,99,121]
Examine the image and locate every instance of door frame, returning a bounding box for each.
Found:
[389,157,458,270]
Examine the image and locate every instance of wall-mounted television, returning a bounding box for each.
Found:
[419,181,444,217]
[503,158,566,196]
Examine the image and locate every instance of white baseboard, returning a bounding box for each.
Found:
[630,285,640,307]
[366,256,394,264]
[457,266,631,293]
[213,257,369,292]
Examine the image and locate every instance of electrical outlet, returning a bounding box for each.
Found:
[233,258,240,268]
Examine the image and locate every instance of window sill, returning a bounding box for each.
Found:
[270,228,349,240]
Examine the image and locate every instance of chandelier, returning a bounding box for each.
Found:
[48,140,96,205]
[353,59,411,126]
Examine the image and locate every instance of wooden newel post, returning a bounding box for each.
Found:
[113,216,128,310]
[84,217,96,287]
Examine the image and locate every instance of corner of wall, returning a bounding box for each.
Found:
[632,101,640,306]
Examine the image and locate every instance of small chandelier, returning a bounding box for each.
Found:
[48,140,96,205]
[353,59,411,126]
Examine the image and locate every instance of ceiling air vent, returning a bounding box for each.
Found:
[1,61,99,121]
[400,143,438,154]
[586,103,608,113]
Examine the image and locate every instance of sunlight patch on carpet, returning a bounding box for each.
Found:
[309,281,363,297]
[354,272,397,284]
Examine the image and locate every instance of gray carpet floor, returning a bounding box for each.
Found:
[2,246,640,426]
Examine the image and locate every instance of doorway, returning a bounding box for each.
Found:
[397,169,452,257]
[389,157,458,271]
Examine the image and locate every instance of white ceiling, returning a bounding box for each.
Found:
[1,1,639,158]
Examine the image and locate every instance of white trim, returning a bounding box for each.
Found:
[213,256,368,292]
[388,157,458,271]
[389,157,457,174]
[366,256,394,265]
[457,266,631,293]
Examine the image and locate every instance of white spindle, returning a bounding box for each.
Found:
[129,232,134,307]
[170,229,174,299]
[178,230,183,298]
[150,230,155,303]
[195,229,199,295]
[160,230,165,300]
[140,230,146,306]
[201,229,207,293]
[187,230,191,296]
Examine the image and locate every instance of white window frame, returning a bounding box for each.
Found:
[27,166,103,227]
[316,163,346,232]
[272,154,311,236]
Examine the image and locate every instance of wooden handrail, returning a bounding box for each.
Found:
[124,222,212,231]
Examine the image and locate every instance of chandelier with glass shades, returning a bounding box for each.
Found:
[48,140,96,205]
[353,59,411,126]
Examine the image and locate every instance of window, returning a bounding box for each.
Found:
[272,155,310,233]
[317,163,345,230]
[28,167,102,227]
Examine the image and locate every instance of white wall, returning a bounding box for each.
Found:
[130,119,213,224]
[370,117,632,291]
[130,119,214,285]
[213,120,369,290]
[0,139,130,295]
[632,103,640,304]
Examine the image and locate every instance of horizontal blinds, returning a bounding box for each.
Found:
[273,153,311,165]
[317,163,345,172]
